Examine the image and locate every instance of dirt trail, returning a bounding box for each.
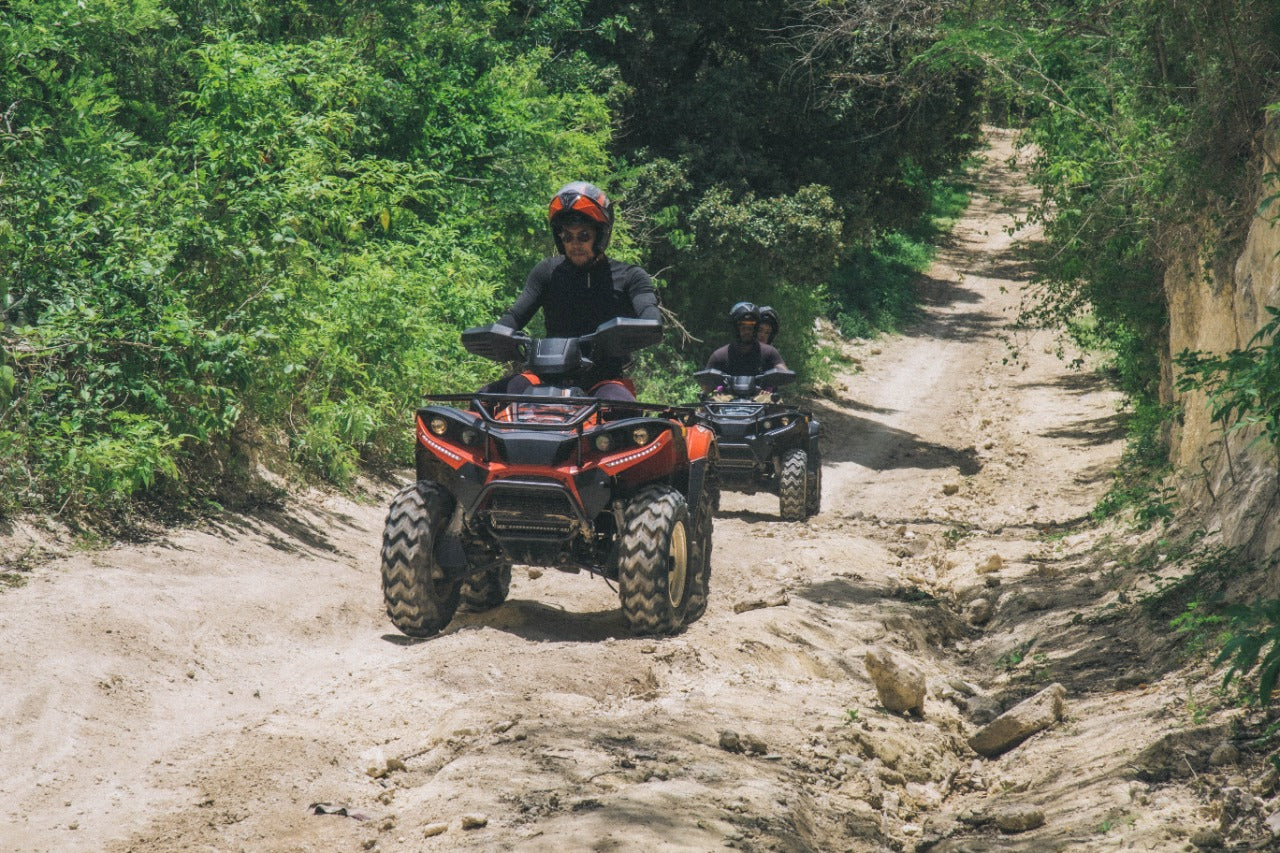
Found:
[0,130,1228,852]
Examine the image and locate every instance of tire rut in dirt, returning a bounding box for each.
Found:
[618,485,694,636]
[380,482,462,637]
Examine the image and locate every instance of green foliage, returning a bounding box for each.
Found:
[0,1,611,520]
[536,0,984,379]
[995,638,1036,671]
[0,0,985,523]
[574,0,980,227]
[653,183,842,376]
[927,0,1280,434]
[830,167,973,338]
[1217,598,1280,706]
[1092,398,1176,526]
[1171,600,1228,658]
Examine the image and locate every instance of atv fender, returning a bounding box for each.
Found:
[808,417,822,461]
[433,504,471,579]
[685,455,715,521]
[685,423,717,462]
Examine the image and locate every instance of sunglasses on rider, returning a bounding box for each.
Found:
[559,228,595,245]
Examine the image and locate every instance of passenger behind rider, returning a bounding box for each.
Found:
[757,305,779,346]
[484,181,660,402]
[705,302,787,400]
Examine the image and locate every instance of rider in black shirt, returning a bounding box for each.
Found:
[706,302,786,377]
[490,182,660,401]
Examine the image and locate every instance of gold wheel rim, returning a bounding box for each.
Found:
[667,520,688,608]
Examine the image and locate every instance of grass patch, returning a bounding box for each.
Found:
[829,166,976,339]
[1,571,29,591]
[1092,398,1176,526]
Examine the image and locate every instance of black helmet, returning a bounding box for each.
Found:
[548,181,613,255]
[758,305,779,342]
[729,301,760,333]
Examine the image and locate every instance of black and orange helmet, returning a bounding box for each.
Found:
[549,181,613,254]
[729,301,760,334]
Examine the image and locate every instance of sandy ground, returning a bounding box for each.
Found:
[0,130,1249,852]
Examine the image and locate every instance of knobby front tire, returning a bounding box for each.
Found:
[381,482,462,637]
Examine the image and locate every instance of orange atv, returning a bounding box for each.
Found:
[381,319,718,638]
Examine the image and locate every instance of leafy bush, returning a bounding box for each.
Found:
[1218,599,1280,705]
[830,168,974,338]
[1092,398,1176,525]
[0,1,611,521]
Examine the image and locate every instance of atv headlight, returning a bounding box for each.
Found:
[594,433,614,452]
[763,416,791,432]
[631,426,652,446]
[460,428,480,446]
[428,416,449,436]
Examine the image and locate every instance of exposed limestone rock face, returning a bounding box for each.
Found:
[1164,130,1280,569]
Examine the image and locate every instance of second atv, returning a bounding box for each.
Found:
[380,318,718,639]
[693,367,821,521]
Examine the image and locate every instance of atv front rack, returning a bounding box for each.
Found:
[422,392,700,428]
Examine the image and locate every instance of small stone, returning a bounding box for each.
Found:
[1209,743,1240,766]
[942,483,960,496]
[423,822,448,837]
[1190,828,1224,848]
[977,554,1003,574]
[733,592,789,613]
[968,683,1066,757]
[527,568,543,579]
[994,805,1044,833]
[876,766,906,786]
[741,734,768,755]
[460,813,488,830]
[965,597,993,626]
[719,730,744,753]
[864,646,926,716]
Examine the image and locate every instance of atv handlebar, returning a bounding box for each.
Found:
[461,318,663,377]
[694,367,796,397]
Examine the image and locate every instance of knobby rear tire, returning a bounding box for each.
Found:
[380,482,461,637]
[779,448,808,521]
[460,562,512,612]
[618,485,693,636]
[805,449,822,518]
[684,476,715,625]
